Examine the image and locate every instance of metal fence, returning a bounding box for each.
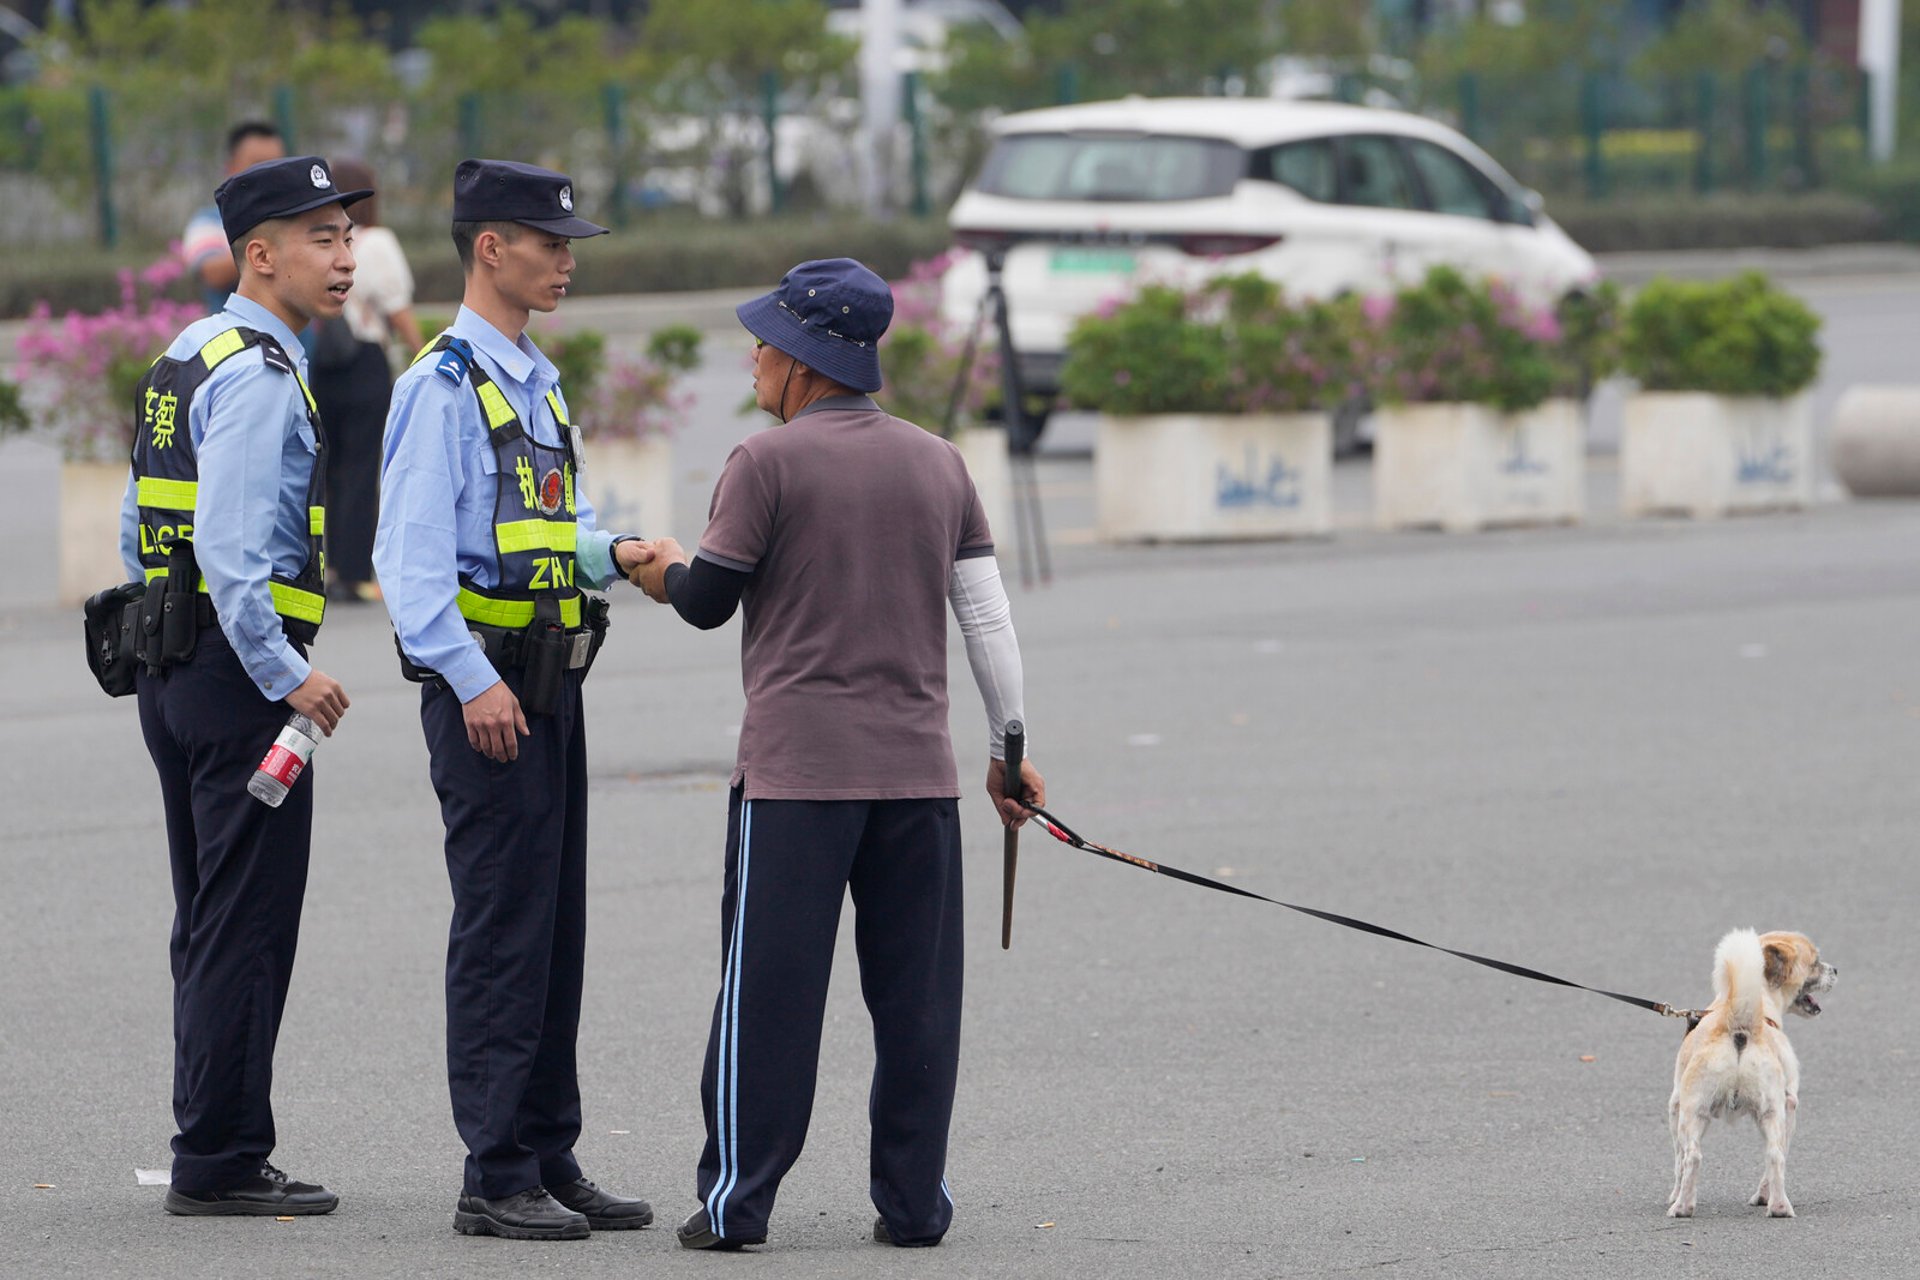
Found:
[0,58,1880,252]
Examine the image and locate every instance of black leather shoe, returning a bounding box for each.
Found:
[452,1187,589,1241]
[164,1162,338,1216]
[547,1176,652,1230]
[676,1206,765,1250]
[873,1215,942,1248]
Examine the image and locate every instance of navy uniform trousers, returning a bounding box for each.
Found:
[137,626,313,1192]
[697,788,964,1245]
[420,664,588,1198]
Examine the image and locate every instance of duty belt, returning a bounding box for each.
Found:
[468,622,595,672]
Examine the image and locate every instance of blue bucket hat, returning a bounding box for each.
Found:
[736,258,893,394]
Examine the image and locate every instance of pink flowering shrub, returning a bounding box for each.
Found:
[1060,274,1357,416]
[582,325,702,442]
[16,249,202,461]
[1356,267,1557,412]
[880,250,1001,433]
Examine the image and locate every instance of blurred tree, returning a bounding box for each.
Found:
[1414,0,1625,82]
[1053,0,1282,98]
[638,0,855,216]
[1277,0,1375,59]
[1633,0,1807,79]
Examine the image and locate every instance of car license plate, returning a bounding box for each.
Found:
[1050,248,1135,274]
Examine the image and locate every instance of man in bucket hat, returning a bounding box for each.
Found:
[628,258,1047,1251]
[374,159,656,1241]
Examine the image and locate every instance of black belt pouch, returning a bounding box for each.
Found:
[82,581,146,697]
[580,595,610,679]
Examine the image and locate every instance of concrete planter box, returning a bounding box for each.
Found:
[61,460,130,605]
[1095,412,1331,542]
[1621,392,1813,519]
[585,436,673,539]
[1373,399,1585,533]
[951,424,1013,551]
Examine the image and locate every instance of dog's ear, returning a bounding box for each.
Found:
[1763,939,1796,987]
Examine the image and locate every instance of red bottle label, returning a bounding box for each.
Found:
[261,744,306,788]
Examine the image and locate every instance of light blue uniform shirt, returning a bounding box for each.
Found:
[374,306,625,703]
[118,294,319,701]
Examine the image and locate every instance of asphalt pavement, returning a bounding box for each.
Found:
[3,247,1919,1277]
[4,458,1919,1277]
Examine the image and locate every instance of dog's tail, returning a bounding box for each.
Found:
[1714,928,1766,1054]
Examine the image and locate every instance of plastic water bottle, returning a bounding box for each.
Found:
[248,713,320,808]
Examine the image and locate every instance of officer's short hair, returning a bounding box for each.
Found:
[452,220,524,272]
[225,120,281,160]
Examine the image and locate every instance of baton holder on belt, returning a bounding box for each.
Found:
[143,539,201,673]
[518,597,568,716]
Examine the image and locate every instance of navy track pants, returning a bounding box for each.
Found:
[696,788,964,1244]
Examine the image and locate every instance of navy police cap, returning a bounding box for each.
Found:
[216,156,372,244]
[453,159,609,238]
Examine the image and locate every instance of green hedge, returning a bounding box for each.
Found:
[1544,191,1890,252]
[1835,160,1920,243]
[0,217,956,319]
[7,191,1917,320]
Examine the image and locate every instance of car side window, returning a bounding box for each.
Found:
[1404,139,1497,220]
[1248,140,1335,202]
[1335,135,1416,210]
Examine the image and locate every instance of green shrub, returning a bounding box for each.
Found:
[1554,280,1624,397]
[1060,275,1354,416]
[1621,270,1822,397]
[0,377,27,440]
[544,329,607,406]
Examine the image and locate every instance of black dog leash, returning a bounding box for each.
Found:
[1021,803,1703,1023]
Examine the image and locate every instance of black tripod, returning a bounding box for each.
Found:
[942,251,1051,588]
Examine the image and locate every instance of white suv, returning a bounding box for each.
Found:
[941,97,1598,405]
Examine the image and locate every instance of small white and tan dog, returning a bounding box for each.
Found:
[1667,928,1836,1219]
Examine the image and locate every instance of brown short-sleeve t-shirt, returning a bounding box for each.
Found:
[698,395,994,800]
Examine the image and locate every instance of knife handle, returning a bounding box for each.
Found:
[1003,720,1025,812]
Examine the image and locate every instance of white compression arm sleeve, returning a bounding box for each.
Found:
[948,554,1025,759]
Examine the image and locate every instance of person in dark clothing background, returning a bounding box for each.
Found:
[309,158,420,602]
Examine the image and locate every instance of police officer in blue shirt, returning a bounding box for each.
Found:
[120,156,363,1216]
[375,159,655,1242]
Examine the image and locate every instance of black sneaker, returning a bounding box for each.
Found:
[873,1215,942,1248]
[547,1176,653,1230]
[676,1206,765,1250]
[163,1162,338,1216]
[452,1187,590,1241]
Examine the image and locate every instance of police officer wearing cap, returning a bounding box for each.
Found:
[374,160,655,1241]
[119,156,363,1216]
[628,258,1047,1250]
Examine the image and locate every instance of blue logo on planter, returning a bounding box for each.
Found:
[1736,437,1795,485]
[1500,424,1547,476]
[1217,446,1302,509]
